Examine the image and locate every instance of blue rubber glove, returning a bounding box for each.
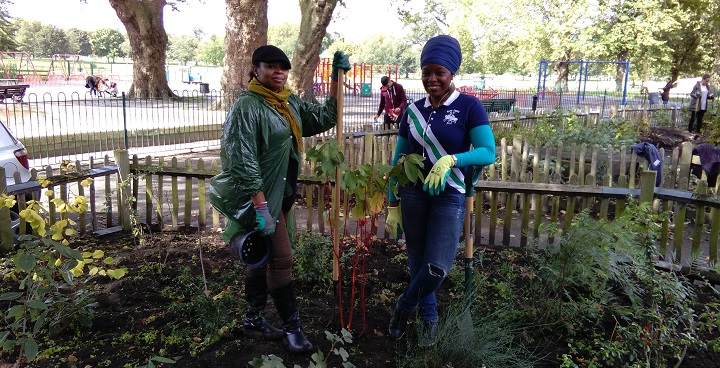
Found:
[331,51,351,81]
[423,155,455,196]
[254,202,276,236]
[385,205,403,239]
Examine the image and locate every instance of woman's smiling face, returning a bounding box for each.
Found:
[421,64,453,100]
[254,62,289,92]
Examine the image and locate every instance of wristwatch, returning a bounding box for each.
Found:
[451,155,458,167]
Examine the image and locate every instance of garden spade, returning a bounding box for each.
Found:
[332,69,345,325]
[463,165,475,306]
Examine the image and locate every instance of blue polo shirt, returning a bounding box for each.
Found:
[398,90,489,193]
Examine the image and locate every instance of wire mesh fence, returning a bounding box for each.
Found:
[0,86,698,168]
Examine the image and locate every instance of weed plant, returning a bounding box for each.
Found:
[494,107,639,149]
[294,230,332,290]
[422,200,708,367]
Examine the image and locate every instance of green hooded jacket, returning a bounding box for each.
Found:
[209,90,338,242]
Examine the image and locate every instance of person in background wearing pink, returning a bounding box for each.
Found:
[373,76,408,130]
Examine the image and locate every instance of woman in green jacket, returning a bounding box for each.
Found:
[210,45,350,353]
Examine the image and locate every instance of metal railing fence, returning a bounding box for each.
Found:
[0,87,703,168]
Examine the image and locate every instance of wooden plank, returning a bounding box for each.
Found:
[211,160,220,230]
[503,172,517,246]
[76,160,86,234]
[145,156,153,225]
[548,173,561,244]
[46,166,56,225]
[132,155,139,215]
[709,207,719,263]
[305,183,313,231]
[692,180,708,257]
[184,159,192,227]
[171,157,179,228]
[198,159,207,228]
[673,199,687,261]
[89,157,98,232]
[563,174,578,232]
[105,156,113,228]
[156,157,165,227]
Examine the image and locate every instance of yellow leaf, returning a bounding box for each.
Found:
[93,250,105,259]
[61,239,69,245]
[82,252,93,258]
[89,267,99,276]
[54,258,62,267]
[44,189,54,197]
[106,268,128,280]
[103,257,114,265]
[65,228,77,236]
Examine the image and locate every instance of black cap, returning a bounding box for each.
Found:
[252,45,291,70]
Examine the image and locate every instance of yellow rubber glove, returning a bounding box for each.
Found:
[423,155,455,196]
[385,205,403,239]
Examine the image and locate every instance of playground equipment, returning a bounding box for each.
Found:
[0,52,40,85]
[314,59,398,97]
[537,59,631,105]
[47,54,86,85]
[181,67,203,84]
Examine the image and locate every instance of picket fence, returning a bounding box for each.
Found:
[2,133,720,268]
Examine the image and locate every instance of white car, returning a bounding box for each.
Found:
[1,120,31,188]
[1,120,32,240]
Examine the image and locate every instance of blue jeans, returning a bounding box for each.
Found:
[396,185,465,322]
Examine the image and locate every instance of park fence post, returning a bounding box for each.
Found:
[639,170,657,204]
[114,149,132,232]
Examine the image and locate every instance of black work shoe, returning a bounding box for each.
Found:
[389,307,409,340]
[284,328,314,354]
[243,317,283,340]
[417,320,439,347]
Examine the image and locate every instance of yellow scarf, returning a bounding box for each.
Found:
[248,78,302,152]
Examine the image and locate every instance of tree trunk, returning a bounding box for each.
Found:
[108,0,175,98]
[712,38,720,87]
[615,50,628,92]
[288,0,340,100]
[553,61,569,93]
[221,0,268,105]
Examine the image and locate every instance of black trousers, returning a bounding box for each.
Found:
[383,114,398,130]
[688,110,707,133]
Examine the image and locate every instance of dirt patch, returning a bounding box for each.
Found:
[2,227,720,367]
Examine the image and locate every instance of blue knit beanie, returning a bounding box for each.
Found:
[420,35,462,75]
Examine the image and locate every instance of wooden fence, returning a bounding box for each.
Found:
[2,133,720,267]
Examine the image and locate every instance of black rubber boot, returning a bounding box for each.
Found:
[270,282,314,354]
[388,296,410,340]
[243,276,283,340]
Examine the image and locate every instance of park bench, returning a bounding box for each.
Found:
[0,84,29,103]
[480,98,516,113]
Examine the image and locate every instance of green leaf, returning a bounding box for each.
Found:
[24,337,38,362]
[7,305,24,320]
[0,330,10,345]
[0,292,23,301]
[54,243,83,260]
[337,347,350,361]
[33,310,47,333]
[340,328,353,343]
[26,299,48,310]
[16,252,36,272]
[150,356,176,363]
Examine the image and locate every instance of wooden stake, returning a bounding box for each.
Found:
[332,72,344,282]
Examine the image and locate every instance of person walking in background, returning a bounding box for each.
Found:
[85,75,99,96]
[373,76,407,130]
[688,73,715,133]
[209,45,351,354]
[661,77,677,105]
[384,35,496,346]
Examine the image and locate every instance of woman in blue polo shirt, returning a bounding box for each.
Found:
[385,35,496,346]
